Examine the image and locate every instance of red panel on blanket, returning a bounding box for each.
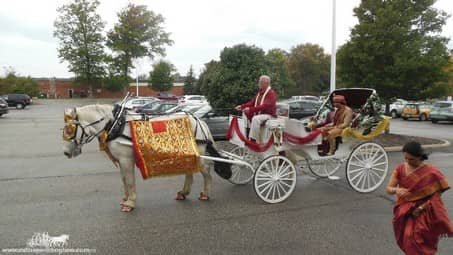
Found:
[151,121,167,133]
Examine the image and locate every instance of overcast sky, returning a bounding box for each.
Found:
[0,0,452,78]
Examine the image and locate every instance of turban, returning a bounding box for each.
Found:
[333,95,346,105]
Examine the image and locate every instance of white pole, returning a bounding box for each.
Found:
[136,59,139,97]
[330,0,336,93]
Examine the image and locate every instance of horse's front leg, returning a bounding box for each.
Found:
[176,173,193,200]
[199,162,212,201]
[119,171,128,206]
[119,158,136,212]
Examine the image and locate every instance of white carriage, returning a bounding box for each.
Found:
[220,88,391,204]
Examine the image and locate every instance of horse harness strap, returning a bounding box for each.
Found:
[68,116,106,146]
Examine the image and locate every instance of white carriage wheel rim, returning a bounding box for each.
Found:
[346,142,388,193]
[228,146,255,185]
[254,155,297,204]
[308,158,342,178]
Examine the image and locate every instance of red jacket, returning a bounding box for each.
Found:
[241,87,277,118]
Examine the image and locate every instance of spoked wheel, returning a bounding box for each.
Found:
[346,142,388,193]
[253,155,297,204]
[228,146,257,185]
[307,158,342,178]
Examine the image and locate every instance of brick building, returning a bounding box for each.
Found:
[34,78,184,99]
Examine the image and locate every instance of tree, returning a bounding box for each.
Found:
[0,72,39,96]
[103,75,129,92]
[183,65,198,94]
[337,0,450,105]
[198,60,221,101]
[54,0,106,93]
[149,60,176,92]
[288,43,330,95]
[199,44,268,109]
[265,49,295,97]
[423,53,453,98]
[107,4,173,80]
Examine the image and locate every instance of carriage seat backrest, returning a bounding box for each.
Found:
[264,117,286,129]
[350,111,360,128]
[259,103,288,128]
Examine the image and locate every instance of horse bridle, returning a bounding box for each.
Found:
[63,112,106,146]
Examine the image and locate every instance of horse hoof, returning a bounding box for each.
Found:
[198,192,210,201]
[121,205,134,212]
[175,192,186,201]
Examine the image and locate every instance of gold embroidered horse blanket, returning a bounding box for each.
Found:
[130,116,201,180]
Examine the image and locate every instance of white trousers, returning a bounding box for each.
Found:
[249,114,272,141]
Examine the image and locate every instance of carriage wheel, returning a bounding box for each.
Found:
[253,155,297,204]
[307,158,342,178]
[228,146,256,185]
[346,142,388,193]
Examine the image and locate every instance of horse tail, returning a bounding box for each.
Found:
[192,116,232,180]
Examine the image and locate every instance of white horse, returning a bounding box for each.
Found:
[62,104,218,212]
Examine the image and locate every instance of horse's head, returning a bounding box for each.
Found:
[62,105,113,158]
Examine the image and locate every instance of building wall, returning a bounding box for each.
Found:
[35,79,184,99]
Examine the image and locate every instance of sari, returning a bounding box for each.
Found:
[392,163,453,254]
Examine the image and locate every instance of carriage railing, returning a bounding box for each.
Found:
[227,115,324,152]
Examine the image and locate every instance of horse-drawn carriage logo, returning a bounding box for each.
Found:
[27,232,69,249]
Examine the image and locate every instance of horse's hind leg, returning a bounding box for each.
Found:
[199,163,212,201]
[176,173,193,200]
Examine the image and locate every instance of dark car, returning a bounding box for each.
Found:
[194,105,235,140]
[2,93,32,109]
[137,101,178,114]
[156,92,178,101]
[0,98,8,116]
[278,99,321,119]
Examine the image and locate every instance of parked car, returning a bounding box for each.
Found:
[165,103,207,114]
[388,99,408,118]
[117,97,158,110]
[156,92,178,101]
[2,93,31,109]
[277,99,321,119]
[193,105,234,140]
[137,101,178,114]
[290,95,320,102]
[0,98,9,116]
[401,103,431,121]
[178,95,207,105]
[430,101,453,123]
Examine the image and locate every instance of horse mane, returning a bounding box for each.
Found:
[76,104,114,121]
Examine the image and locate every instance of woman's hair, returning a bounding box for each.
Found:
[402,141,429,160]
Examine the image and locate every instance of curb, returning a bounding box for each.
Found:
[384,139,451,152]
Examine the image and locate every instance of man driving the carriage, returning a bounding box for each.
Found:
[321,94,353,155]
[235,75,277,142]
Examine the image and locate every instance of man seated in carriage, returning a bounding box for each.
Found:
[320,94,353,155]
[234,75,277,142]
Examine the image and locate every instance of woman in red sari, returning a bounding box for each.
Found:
[386,141,453,254]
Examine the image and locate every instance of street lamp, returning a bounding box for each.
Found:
[330,0,336,93]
